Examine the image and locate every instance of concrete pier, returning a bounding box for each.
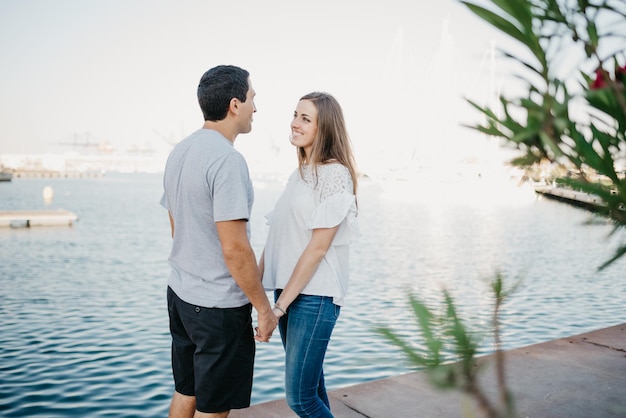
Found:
[534,185,609,212]
[0,210,78,227]
[231,323,626,417]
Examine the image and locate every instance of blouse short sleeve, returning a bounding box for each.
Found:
[306,164,360,245]
[317,163,353,201]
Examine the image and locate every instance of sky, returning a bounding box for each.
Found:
[0,0,527,176]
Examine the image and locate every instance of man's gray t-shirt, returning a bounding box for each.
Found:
[160,129,253,308]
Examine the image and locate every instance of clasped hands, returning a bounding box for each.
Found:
[254,305,288,342]
[254,308,279,342]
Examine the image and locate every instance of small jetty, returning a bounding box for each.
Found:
[0,210,78,227]
[534,184,607,212]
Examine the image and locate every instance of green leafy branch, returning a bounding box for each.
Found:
[376,273,521,418]
[461,0,626,268]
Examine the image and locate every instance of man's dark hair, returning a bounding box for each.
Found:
[197,65,250,121]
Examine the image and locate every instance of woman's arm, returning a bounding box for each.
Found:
[168,211,175,238]
[273,226,339,317]
[258,250,265,280]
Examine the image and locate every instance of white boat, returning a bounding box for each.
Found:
[0,169,13,181]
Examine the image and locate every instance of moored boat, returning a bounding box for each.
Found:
[0,169,13,182]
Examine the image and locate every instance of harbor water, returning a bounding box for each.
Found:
[1,172,625,417]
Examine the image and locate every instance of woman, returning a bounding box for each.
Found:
[260,92,359,417]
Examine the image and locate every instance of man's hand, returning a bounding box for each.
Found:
[254,308,278,342]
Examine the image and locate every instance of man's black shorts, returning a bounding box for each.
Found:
[167,287,255,413]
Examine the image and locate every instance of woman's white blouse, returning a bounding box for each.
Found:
[262,163,359,306]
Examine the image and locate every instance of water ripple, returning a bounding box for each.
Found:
[1,174,625,416]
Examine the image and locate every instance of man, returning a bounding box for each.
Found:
[160,65,277,418]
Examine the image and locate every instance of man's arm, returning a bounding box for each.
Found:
[216,219,277,342]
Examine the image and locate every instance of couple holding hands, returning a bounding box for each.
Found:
[161,65,359,418]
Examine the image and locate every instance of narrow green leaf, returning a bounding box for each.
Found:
[408,295,443,357]
[538,130,562,157]
[587,21,598,47]
[510,128,539,144]
[375,327,436,367]
[491,0,533,28]
[461,3,531,48]
[509,152,542,166]
[599,245,626,271]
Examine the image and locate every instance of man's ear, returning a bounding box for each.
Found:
[229,98,239,115]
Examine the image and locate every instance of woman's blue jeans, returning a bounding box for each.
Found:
[275,290,340,418]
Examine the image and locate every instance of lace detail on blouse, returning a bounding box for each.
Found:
[298,163,354,202]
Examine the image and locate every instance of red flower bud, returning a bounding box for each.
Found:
[591,69,608,90]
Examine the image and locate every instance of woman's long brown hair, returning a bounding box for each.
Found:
[296,92,358,196]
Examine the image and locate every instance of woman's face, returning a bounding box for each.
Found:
[290,99,318,157]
